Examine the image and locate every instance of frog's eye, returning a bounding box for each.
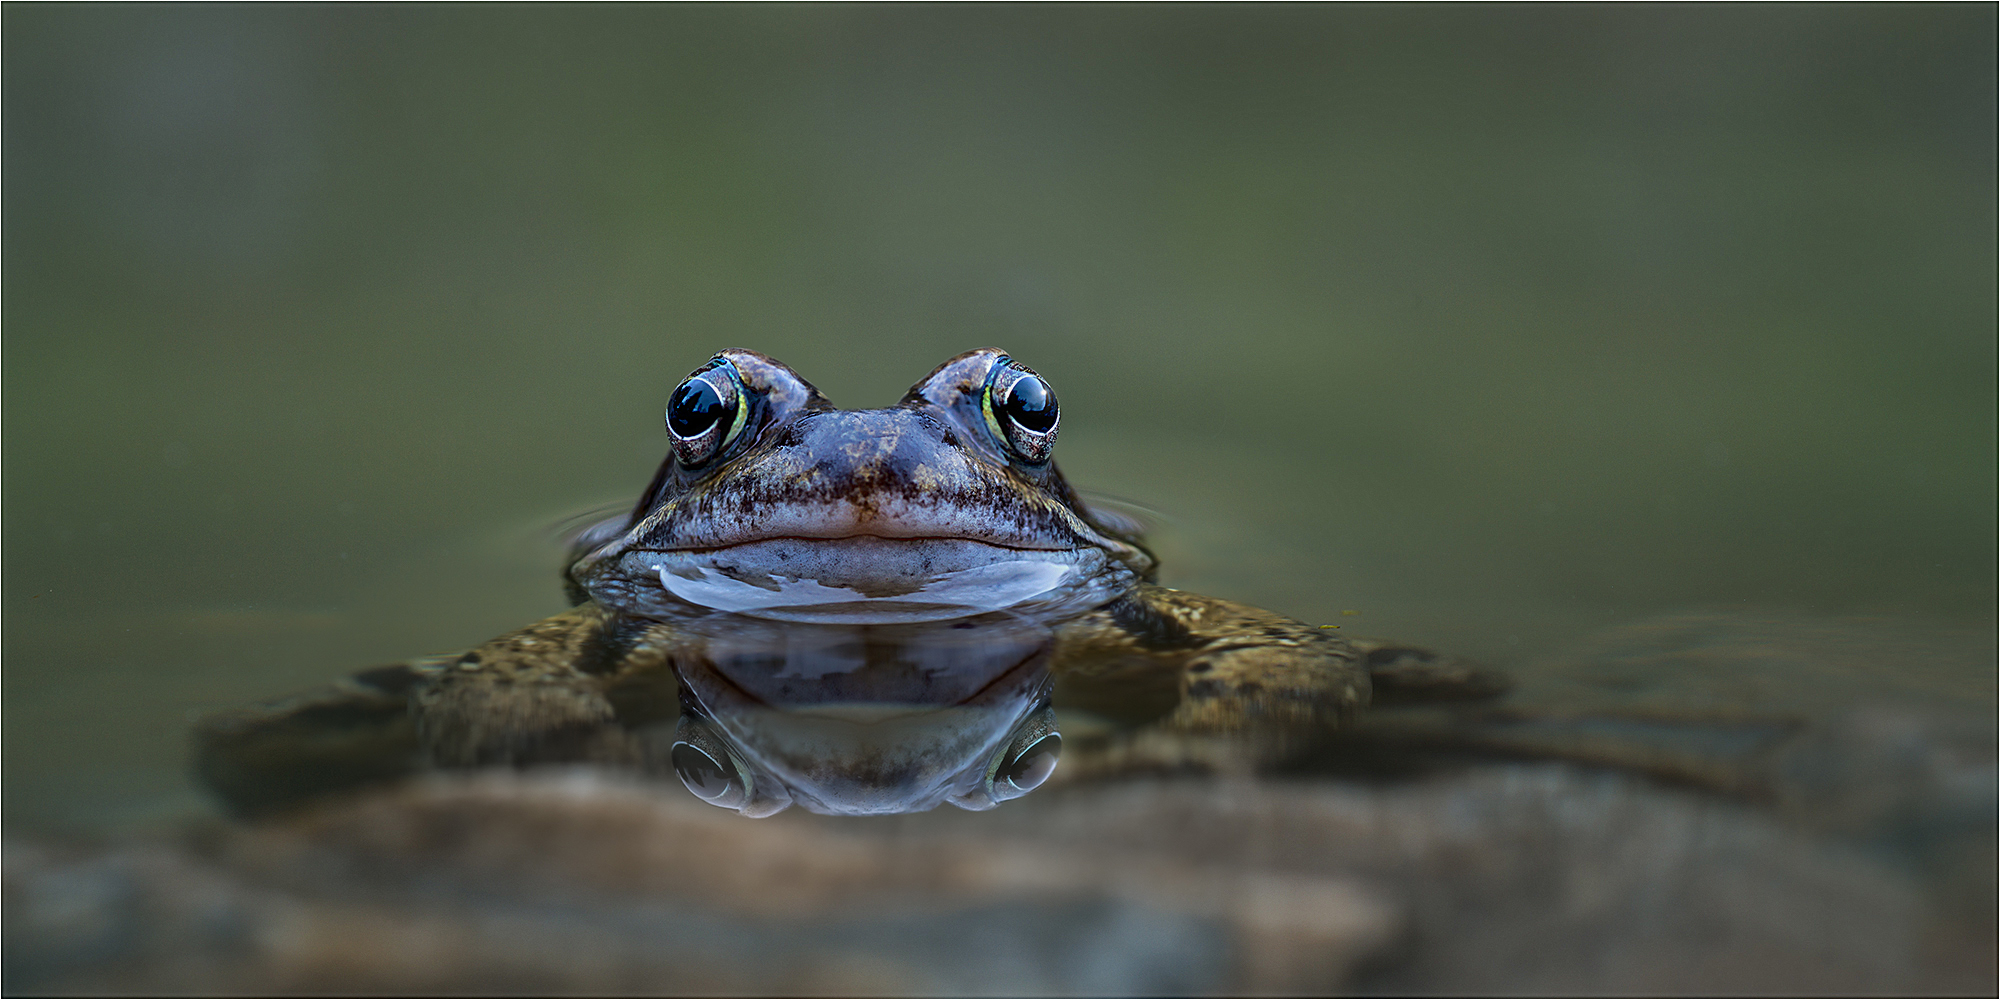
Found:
[982,361,1059,464]
[995,732,1061,797]
[670,716,752,810]
[986,706,1061,802]
[666,360,748,468]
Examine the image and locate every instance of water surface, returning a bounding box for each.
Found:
[4,6,1993,835]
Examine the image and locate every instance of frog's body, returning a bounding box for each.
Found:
[198,349,1410,818]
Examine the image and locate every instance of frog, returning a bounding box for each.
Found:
[197,348,1486,818]
[73,351,1990,995]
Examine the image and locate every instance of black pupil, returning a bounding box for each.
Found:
[670,742,735,801]
[1001,375,1057,434]
[1002,733,1061,791]
[668,377,727,438]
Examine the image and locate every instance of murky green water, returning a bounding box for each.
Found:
[4,7,1993,839]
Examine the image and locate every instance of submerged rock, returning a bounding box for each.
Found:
[6,762,1988,996]
[7,612,1992,995]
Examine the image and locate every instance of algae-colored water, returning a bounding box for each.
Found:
[5,6,1993,839]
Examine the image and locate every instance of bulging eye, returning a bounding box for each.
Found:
[987,707,1061,802]
[996,732,1061,795]
[666,360,747,468]
[670,717,751,810]
[983,361,1059,464]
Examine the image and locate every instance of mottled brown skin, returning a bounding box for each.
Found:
[197,592,1377,817]
[1059,586,1366,733]
[196,349,1402,817]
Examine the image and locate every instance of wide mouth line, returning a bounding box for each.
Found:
[636,533,1071,554]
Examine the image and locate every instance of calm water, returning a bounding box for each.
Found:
[4,7,1994,834]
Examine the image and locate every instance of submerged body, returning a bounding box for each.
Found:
[199,349,1377,817]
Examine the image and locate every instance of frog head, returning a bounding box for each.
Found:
[569,348,1152,624]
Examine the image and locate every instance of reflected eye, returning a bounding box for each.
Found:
[669,743,740,803]
[670,718,751,809]
[987,706,1061,802]
[983,361,1059,464]
[998,733,1061,793]
[666,360,747,468]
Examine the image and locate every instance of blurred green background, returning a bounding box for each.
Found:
[5,6,1994,833]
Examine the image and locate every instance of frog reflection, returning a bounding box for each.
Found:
[663,614,1063,816]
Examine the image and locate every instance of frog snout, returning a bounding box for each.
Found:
[787,409,975,493]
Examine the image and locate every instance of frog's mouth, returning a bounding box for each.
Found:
[636,491,1097,552]
[597,534,1133,624]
